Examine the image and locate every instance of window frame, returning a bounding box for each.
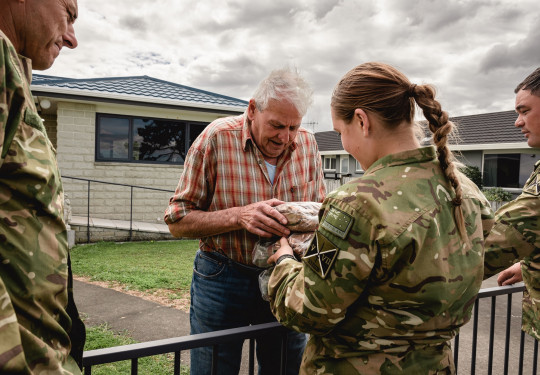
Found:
[340,156,349,175]
[323,156,337,171]
[95,113,207,165]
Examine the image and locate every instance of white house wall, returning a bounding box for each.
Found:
[55,100,224,224]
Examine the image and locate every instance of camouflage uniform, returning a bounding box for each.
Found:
[484,160,540,340]
[269,146,494,374]
[0,30,85,373]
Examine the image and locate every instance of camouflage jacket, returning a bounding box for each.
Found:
[269,147,494,374]
[484,160,540,340]
[0,30,84,374]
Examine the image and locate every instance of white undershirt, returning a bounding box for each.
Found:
[265,160,277,185]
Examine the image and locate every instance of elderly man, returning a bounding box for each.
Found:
[0,0,85,373]
[165,67,326,375]
[484,67,540,340]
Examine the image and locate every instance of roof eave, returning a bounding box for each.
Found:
[30,85,247,113]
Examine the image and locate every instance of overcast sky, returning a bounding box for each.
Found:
[46,0,539,132]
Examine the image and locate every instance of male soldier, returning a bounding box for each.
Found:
[165,67,325,375]
[0,0,85,373]
[484,67,540,340]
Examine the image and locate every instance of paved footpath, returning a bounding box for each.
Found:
[74,280,254,374]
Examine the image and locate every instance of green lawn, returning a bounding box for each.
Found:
[72,240,198,373]
[85,323,188,374]
[71,240,199,299]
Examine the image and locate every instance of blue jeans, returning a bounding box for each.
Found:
[189,250,306,375]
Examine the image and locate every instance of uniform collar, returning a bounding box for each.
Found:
[365,146,437,175]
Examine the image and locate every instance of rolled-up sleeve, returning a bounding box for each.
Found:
[164,140,215,224]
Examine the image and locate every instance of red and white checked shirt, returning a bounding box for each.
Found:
[164,113,326,264]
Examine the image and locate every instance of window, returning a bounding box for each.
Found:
[324,156,336,170]
[97,114,207,165]
[340,156,349,174]
[483,154,520,188]
[355,160,363,172]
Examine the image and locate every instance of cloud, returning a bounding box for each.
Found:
[480,17,540,72]
[45,0,539,132]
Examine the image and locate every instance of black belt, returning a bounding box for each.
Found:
[202,250,265,276]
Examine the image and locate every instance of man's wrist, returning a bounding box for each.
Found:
[276,254,297,265]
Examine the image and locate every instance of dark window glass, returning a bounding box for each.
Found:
[133,119,186,163]
[189,123,206,145]
[96,114,208,165]
[98,117,129,160]
[483,154,520,188]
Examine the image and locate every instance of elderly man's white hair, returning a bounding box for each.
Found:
[252,66,313,117]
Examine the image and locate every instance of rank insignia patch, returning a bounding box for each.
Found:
[303,232,339,279]
[524,173,540,196]
[320,206,354,239]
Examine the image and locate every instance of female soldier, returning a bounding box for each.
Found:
[267,62,494,374]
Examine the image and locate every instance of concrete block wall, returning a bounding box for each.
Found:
[56,101,184,223]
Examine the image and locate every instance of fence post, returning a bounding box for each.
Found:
[87,180,91,244]
[130,186,134,241]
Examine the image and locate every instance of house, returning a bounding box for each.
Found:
[315,110,537,195]
[31,74,248,229]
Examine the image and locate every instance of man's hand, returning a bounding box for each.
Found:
[268,237,294,264]
[237,199,290,238]
[497,262,523,286]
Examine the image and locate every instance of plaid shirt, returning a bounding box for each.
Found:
[165,113,326,264]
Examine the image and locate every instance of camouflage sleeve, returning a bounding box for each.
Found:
[0,36,24,168]
[268,200,376,335]
[0,277,27,372]
[484,195,540,279]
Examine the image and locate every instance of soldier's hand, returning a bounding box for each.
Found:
[268,237,294,264]
[497,262,523,286]
[237,199,290,238]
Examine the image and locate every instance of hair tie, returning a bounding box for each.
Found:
[408,84,417,98]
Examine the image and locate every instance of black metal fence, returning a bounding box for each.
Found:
[82,283,538,375]
[63,176,175,243]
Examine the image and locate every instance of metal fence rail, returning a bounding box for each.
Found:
[82,284,538,375]
[63,176,175,243]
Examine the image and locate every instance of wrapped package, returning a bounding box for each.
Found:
[252,232,316,268]
[252,201,321,268]
[274,201,321,232]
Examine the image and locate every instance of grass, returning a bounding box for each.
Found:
[85,322,188,374]
[71,240,199,299]
[72,241,197,373]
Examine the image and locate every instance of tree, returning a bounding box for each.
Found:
[460,165,483,190]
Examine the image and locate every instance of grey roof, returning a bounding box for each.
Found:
[31,74,248,109]
[315,110,520,152]
[314,131,343,152]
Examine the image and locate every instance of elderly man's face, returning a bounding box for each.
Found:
[515,89,540,148]
[247,99,302,164]
[21,0,78,70]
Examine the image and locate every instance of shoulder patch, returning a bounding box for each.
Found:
[303,231,339,279]
[523,173,540,196]
[320,206,354,239]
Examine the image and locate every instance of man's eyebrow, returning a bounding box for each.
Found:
[516,104,528,112]
[68,6,78,22]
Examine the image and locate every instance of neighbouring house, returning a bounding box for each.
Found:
[31,74,248,239]
[315,110,537,195]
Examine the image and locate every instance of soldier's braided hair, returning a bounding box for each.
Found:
[411,84,462,207]
[331,62,468,243]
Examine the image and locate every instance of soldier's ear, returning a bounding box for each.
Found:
[354,108,370,136]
